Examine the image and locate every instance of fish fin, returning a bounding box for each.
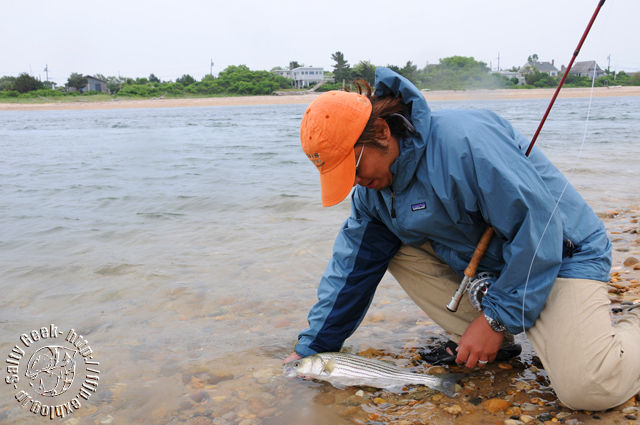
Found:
[386,385,407,394]
[321,357,336,377]
[437,373,463,397]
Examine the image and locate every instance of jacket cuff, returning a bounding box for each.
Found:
[294,340,318,358]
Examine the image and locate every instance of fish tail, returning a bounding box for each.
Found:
[435,373,462,397]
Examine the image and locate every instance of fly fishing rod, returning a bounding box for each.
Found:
[446,0,607,313]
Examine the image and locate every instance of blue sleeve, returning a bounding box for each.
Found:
[295,195,401,357]
[430,110,563,334]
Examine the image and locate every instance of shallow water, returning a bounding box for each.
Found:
[0,96,639,424]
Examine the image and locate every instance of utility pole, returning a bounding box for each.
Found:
[44,64,49,81]
[497,53,500,71]
[607,54,611,74]
[210,60,214,77]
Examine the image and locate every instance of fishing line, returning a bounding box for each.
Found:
[519,1,611,335]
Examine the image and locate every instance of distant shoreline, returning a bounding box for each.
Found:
[2,86,640,112]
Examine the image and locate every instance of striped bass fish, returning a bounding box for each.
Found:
[284,352,460,396]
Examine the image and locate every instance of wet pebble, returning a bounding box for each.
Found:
[409,389,437,400]
[537,412,553,421]
[222,411,236,421]
[505,407,522,416]
[371,312,385,322]
[427,366,448,375]
[519,415,535,423]
[208,370,234,385]
[190,417,212,425]
[247,398,268,414]
[152,407,169,423]
[499,363,513,370]
[625,257,639,267]
[314,392,335,405]
[178,400,194,411]
[336,405,358,417]
[100,416,114,425]
[623,407,639,414]
[520,403,537,411]
[615,397,637,411]
[258,407,278,418]
[485,398,511,413]
[468,397,483,406]
[236,409,256,420]
[253,368,274,384]
[442,404,462,415]
[191,391,209,403]
[504,420,525,425]
[626,414,638,420]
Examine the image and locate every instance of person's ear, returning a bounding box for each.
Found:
[378,118,391,146]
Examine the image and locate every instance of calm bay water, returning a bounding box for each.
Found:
[0,96,639,424]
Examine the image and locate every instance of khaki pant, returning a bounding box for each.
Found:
[388,242,640,410]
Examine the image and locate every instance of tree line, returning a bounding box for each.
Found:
[0,66,293,99]
[2,55,639,100]
[322,51,640,91]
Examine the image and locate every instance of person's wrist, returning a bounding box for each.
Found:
[483,312,507,333]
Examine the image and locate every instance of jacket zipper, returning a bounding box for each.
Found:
[391,191,396,219]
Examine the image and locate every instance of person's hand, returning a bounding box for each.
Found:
[455,315,504,368]
[284,352,302,364]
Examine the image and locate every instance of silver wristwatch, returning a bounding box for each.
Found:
[484,313,507,333]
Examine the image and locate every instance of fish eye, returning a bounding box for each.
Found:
[293,361,300,367]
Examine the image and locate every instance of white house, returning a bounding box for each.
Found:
[272,67,325,89]
[273,69,290,79]
[494,70,524,85]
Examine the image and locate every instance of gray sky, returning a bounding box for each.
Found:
[2,0,638,85]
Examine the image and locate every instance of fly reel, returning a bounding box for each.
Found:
[468,272,497,311]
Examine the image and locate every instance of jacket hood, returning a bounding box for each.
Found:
[374,68,431,193]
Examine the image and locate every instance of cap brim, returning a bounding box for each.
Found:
[319,149,356,207]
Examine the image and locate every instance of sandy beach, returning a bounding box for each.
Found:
[1,86,640,112]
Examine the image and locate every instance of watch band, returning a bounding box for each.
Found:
[484,313,507,333]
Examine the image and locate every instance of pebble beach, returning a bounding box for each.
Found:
[1,90,639,425]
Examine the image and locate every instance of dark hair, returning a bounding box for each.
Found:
[345,79,410,152]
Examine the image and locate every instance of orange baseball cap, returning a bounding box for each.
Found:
[300,91,372,207]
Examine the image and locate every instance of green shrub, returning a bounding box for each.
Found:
[117,84,160,97]
[162,83,184,95]
[316,82,342,92]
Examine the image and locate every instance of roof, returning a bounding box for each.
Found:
[525,61,558,72]
[569,61,603,74]
[84,75,107,83]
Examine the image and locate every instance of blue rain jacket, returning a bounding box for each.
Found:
[295,68,611,357]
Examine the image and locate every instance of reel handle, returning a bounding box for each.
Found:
[464,227,494,277]
[447,226,494,312]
